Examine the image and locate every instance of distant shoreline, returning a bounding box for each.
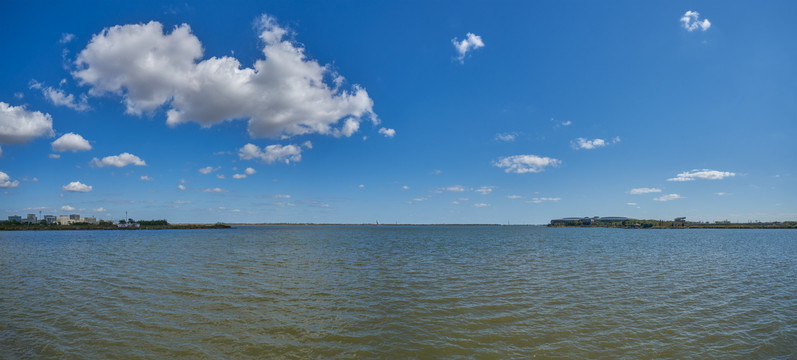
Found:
[2,222,795,230]
[0,223,231,231]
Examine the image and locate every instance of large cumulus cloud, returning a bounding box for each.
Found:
[0,102,54,155]
[73,15,377,139]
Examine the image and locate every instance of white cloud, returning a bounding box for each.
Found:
[140,175,153,181]
[452,32,485,63]
[49,154,61,159]
[444,185,466,192]
[0,171,20,188]
[0,102,54,146]
[216,174,225,179]
[561,120,572,126]
[178,184,186,190]
[202,187,227,193]
[528,197,561,204]
[668,169,735,182]
[473,203,490,207]
[232,168,256,179]
[358,184,365,188]
[681,11,711,32]
[239,142,310,164]
[475,186,494,195]
[495,133,517,142]
[91,153,146,167]
[94,207,106,212]
[716,192,729,196]
[506,195,523,199]
[174,200,192,204]
[378,127,396,138]
[51,133,92,152]
[625,202,637,206]
[493,155,561,174]
[199,166,219,174]
[402,185,409,190]
[73,15,377,139]
[61,205,75,211]
[59,33,75,44]
[41,86,90,111]
[654,194,682,202]
[572,136,620,150]
[62,181,92,192]
[630,187,662,195]
[273,194,291,199]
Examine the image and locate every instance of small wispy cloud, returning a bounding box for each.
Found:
[452,32,485,63]
[59,33,75,44]
[668,169,735,182]
[378,127,396,138]
[527,197,561,204]
[199,166,220,174]
[444,185,466,192]
[629,187,662,195]
[654,194,682,202]
[475,186,494,195]
[494,132,518,142]
[681,11,711,32]
[571,136,620,150]
[493,155,560,174]
[202,188,227,193]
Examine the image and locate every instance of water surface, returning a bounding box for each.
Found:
[1,226,795,358]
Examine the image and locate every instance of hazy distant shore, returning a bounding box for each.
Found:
[0,223,231,231]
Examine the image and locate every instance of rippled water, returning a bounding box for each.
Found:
[1,226,795,359]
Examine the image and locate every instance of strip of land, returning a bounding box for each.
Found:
[0,222,230,231]
[548,219,797,229]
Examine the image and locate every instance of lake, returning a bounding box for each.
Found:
[1,226,795,359]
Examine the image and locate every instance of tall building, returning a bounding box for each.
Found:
[69,214,80,221]
[26,214,37,223]
[44,215,57,224]
[8,215,22,222]
[57,215,71,225]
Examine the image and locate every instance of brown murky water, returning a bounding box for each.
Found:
[1,226,795,358]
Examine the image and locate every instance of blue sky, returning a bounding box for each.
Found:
[1,1,795,224]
